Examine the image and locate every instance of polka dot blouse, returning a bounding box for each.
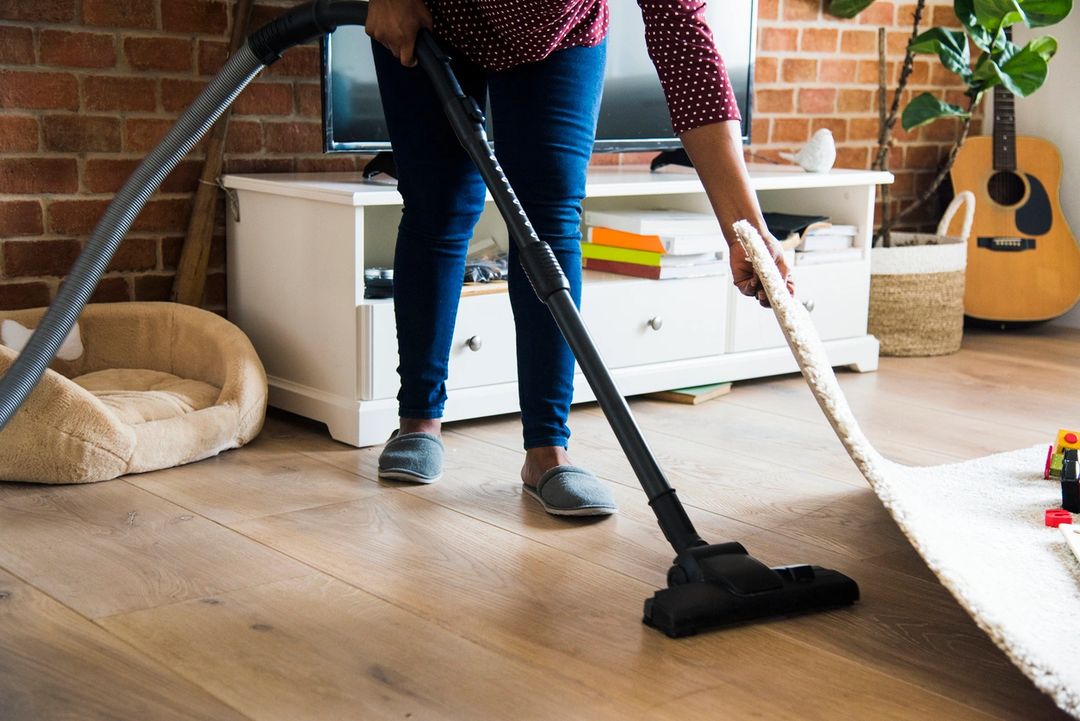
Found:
[427,0,741,135]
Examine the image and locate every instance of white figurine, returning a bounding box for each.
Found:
[780,128,836,173]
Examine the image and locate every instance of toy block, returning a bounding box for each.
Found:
[1061,459,1080,513]
[1055,429,1080,454]
[1045,444,1054,479]
[1046,509,1073,528]
[1049,452,1064,480]
[1061,523,1080,566]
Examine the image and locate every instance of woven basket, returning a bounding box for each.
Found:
[868,192,975,357]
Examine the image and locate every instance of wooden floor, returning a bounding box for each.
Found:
[1,324,1077,721]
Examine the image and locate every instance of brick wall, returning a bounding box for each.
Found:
[0,0,973,312]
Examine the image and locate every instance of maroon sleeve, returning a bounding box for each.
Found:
[637,0,742,134]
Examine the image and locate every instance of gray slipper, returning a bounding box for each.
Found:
[378,430,443,484]
[523,465,617,517]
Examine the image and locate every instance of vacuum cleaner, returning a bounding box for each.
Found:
[0,0,858,637]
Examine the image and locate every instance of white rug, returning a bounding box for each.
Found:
[733,221,1080,719]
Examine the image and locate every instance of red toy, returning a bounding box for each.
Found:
[1045,509,1073,528]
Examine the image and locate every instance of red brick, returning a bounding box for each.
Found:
[930,63,965,86]
[83,75,157,112]
[0,26,33,64]
[0,200,43,236]
[759,27,798,52]
[923,116,963,141]
[798,88,837,114]
[82,0,155,28]
[133,273,174,301]
[233,82,294,115]
[800,28,837,53]
[264,121,322,154]
[43,115,121,152]
[931,4,961,27]
[905,143,944,170]
[835,145,869,168]
[47,199,110,234]
[83,158,203,194]
[773,118,810,143]
[3,239,81,277]
[225,120,263,153]
[849,117,880,141]
[0,280,51,309]
[125,118,174,152]
[754,56,778,85]
[781,59,817,83]
[783,0,821,20]
[297,83,321,117]
[197,39,229,75]
[811,117,847,142]
[161,78,207,112]
[126,37,193,72]
[161,235,185,269]
[841,30,877,55]
[819,59,858,84]
[0,70,78,110]
[107,237,157,272]
[887,30,911,56]
[266,45,320,77]
[0,0,74,22]
[858,59,894,84]
[858,1,895,24]
[838,89,873,113]
[749,117,770,145]
[132,198,191,233]
[223,157,293,174]
[755,88,794,113]
[160,160,203,194]
[897,3,920,24]
[296,156,361,173]
[0,115,38,151]
[0,158,77,194]
[161,0,228,34]
[39,30,116,68]
[758,0,780,20]
[249,4,289,28]
[90,276,130,303]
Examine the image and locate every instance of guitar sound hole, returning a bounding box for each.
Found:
[987,171,1025,207]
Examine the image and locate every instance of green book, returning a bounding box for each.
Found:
[580,242,715,268]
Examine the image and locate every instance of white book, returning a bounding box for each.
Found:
[798,234,855,251]
[584,227,725,256]
[794,248,864,265]
[583,209,721,236]
[804,224,858,237]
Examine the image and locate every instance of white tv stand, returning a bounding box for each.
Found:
[223,165,891,447]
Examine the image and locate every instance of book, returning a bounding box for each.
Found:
[586,226,725,256]
[794,247,864,265]
[584,258,727,279]
[797,234,854,251]
[580,242,720,268]
[804,224,858,237]
[646,382,732,405]
[583,209,721,236]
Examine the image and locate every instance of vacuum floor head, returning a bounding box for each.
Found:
[643,543,859,637]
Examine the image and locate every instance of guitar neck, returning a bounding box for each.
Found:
[993,86,1016,171]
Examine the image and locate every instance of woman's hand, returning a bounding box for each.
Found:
[729,229,794,308]
[366,0,433,67]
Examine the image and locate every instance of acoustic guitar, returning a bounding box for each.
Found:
[950,85,1080,321]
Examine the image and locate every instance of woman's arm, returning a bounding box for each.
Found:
[681,121,794,305]
[638,0,793,305]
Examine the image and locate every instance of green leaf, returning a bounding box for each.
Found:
[973,0,1028,28]
[827,0,876,17]
[901,93,971,130]
[954,0,995,50]
[909,28,972,77]
[1027,34,1059,60]
[1019,0,1072,27]
[998,41,1051,94]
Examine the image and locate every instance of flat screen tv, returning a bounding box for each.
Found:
[321,0,757,153]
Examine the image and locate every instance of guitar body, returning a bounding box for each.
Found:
[951,135,1080,321]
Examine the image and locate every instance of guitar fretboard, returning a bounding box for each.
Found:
[993,87,1016,171]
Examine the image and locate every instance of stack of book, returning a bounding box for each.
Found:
[580,209,727,280]
[795,224,861,265]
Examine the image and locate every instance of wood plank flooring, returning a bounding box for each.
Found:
[2,324,1077,720]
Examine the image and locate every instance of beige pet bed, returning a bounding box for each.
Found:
[0,302,266,484]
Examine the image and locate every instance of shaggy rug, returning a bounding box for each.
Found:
[733,221,1080,719]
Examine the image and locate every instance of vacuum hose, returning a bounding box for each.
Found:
[0,1,368,432]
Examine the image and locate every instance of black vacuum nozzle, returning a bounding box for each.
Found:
[643,543,859,637]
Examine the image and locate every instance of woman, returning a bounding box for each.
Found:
[369,0,792,516]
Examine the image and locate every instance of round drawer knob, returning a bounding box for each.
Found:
[647,316,664,331]
[802,299,816,313]
[466,336,483,352]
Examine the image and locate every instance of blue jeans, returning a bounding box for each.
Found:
[373,39,606,450]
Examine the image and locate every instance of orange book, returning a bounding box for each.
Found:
[588,226,666,253]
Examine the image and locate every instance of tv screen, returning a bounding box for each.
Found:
[321,0,756,153]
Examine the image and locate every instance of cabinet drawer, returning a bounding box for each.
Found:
[358,293,518,401]
[726,261,870,353]
[582,275,726,369]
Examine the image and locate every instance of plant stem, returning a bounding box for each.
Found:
[876,27,891,247]
[875,93,978,238]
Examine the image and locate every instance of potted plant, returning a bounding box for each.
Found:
[827,0,1070,355]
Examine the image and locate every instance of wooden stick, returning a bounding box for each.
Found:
[171,0,255,306]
